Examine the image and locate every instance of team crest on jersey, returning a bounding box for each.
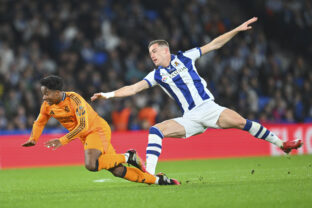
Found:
[174,61,179,67]
[76,106,85,116]
[64,106,70,112]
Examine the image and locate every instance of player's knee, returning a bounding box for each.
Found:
[152,124,164,134]
[234,117,247,129]
[109,165,126,178]
[149,125,164,137]
[238,119,247,129]
[85,160,99,172]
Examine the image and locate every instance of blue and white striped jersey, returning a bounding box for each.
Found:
[144,47,214,114]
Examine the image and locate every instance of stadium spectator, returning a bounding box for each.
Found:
[138,106,158,129]
[111,100,132,131]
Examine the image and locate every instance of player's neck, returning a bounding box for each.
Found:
[161,57,171,68]
[55,92,65,104]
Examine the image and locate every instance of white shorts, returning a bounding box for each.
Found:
[173,100,226,138]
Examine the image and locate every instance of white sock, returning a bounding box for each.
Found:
[243,119,283,147]
[264,132,283,147]
[155,176,160,184]
[124,153,129,162]
[146,127,164,175]
[146,154,159,175]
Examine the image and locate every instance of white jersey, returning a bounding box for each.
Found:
[144,47,214,114]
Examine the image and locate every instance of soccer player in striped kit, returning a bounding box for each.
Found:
[91,17,303,175]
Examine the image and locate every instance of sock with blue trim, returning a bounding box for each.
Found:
[146,126,164,175]
[243,119,283,147]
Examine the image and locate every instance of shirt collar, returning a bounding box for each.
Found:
[61,92,66,101]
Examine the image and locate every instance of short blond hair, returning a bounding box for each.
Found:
[148,40,169,49]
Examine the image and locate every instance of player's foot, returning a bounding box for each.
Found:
[156,173,180,185]
[126,149,146,172]
[281,139,303,154]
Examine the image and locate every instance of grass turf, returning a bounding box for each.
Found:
[0,155,311,208]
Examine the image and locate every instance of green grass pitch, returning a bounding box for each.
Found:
[1,155,311,208]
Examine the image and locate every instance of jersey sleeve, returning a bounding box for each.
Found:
[143,70,157,87]
[29,103,51,142]
[182,47,202,61]
[59,93,89,145]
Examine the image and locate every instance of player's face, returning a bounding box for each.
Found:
[149,44,169,67]
[41,86,61,105]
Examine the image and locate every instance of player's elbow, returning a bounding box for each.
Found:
[211,39,224,50]
[129,88,137,96]
[214,45,222,50]
[127,85,139,96]
[212,42,223,50]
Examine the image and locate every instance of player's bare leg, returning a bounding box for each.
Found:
[155,120,186,138]
[84,149,102,171]
[216,109,246,129]
[145,120,186,174]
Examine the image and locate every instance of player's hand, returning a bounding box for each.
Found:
[45,139,62,150]
[91,92,114,102]
[236,17,258,31]
[91,93,103,101]
[22,140,36,147]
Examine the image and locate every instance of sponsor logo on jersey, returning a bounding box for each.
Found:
[160,66,188,83]
[169,66,188,79]
[160,72,169,83]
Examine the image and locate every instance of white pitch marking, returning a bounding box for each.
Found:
[93,178,130,183]
[93,179,113,183]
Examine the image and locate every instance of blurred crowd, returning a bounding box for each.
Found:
[243,0,312,58]
[0,0,311,131]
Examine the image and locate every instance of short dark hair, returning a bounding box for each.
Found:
[148,40,169,49]
[40,75,63,90]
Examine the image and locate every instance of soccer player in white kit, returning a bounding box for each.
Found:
[91,17,303,175]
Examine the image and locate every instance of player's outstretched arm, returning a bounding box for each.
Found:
[22,107,50,147]
[200,17,258,55]
[91,80,149,101]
